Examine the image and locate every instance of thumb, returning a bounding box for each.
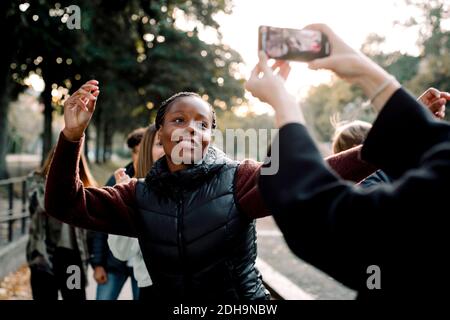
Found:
[258,51,272,74]
[308,56,335,70]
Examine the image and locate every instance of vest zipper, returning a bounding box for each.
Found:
[177,197,185,259]
[177,196,189,294]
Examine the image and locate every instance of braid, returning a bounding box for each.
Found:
[155,92,217,130]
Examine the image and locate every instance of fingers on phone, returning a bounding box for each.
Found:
[307,57,327,70]
[278,63,291,80]
[303,23,330,35]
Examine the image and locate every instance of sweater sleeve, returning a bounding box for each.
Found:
[44,132,140,237]
[324,145,377,183]
[235,160,271,219]
[235,148,375,220]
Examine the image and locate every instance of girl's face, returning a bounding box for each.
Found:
[158,96,213,171]
[152,132,165,162]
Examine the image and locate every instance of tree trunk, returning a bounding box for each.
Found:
[106,129,113,162]
[0,91,9,179]
[102,122,109,163]
[84,126,90,163]
[0,1,13,180]
[41,85,53,165]
[95,110,102,164]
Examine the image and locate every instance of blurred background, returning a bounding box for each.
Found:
[0,0,448,300]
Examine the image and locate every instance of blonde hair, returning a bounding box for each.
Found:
[332,120,372,154]
[136,124,159,178]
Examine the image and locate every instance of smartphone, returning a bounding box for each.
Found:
[258,25,330,62]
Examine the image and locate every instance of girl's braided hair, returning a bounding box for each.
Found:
[155,92,217,130]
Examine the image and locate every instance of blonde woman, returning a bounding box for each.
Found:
[108,124,164,300]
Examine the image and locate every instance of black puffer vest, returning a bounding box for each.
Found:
[134,147,268,301]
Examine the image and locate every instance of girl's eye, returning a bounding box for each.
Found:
[174,118,184,124]
[195,121,208,130]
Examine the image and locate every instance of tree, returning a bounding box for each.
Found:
[302,27,423,143]
[8,1,89,164]
[0,1,23,179]
[3,0,246,172]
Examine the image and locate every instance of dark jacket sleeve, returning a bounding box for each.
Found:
[87,231,107,267]
[88,164,135,268]
[235,160,271,219]
[45,132,140,237]
[87,175,115,268]
[258,88,450,289]
[361,88,450,178]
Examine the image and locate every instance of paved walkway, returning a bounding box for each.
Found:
[1,213,356,300]
[256,216,356,300]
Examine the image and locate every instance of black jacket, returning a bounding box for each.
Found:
[135,148,268,301]
[87,162,135,273]
[259,88,450,299]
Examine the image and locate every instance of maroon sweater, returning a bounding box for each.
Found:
[45,132,375,237]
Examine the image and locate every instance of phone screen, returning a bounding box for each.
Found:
[259,26,329,61]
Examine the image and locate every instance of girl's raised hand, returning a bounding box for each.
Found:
[63,80,100,141]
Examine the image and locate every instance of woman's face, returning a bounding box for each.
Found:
[158,96,213,171]
[152,133,165,162]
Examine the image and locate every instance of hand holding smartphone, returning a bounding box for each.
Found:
[258,25,330,62]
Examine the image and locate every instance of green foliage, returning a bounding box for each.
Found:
[302,0,449,142]
[403,0,450,122]
[5,0,245,149]
[302,79,372,142]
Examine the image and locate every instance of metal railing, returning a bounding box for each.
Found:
[0,176,29,246]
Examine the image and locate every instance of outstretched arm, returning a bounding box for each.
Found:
[45,81,140,237]
[245,24,450,290]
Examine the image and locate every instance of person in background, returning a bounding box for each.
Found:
[331,120,391,185]
[108,124,164,301]
[330,90,446,188]
[27,147,95,300]
[88,127,146,300]
[359,87,447,188]
[332,120,372,154]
